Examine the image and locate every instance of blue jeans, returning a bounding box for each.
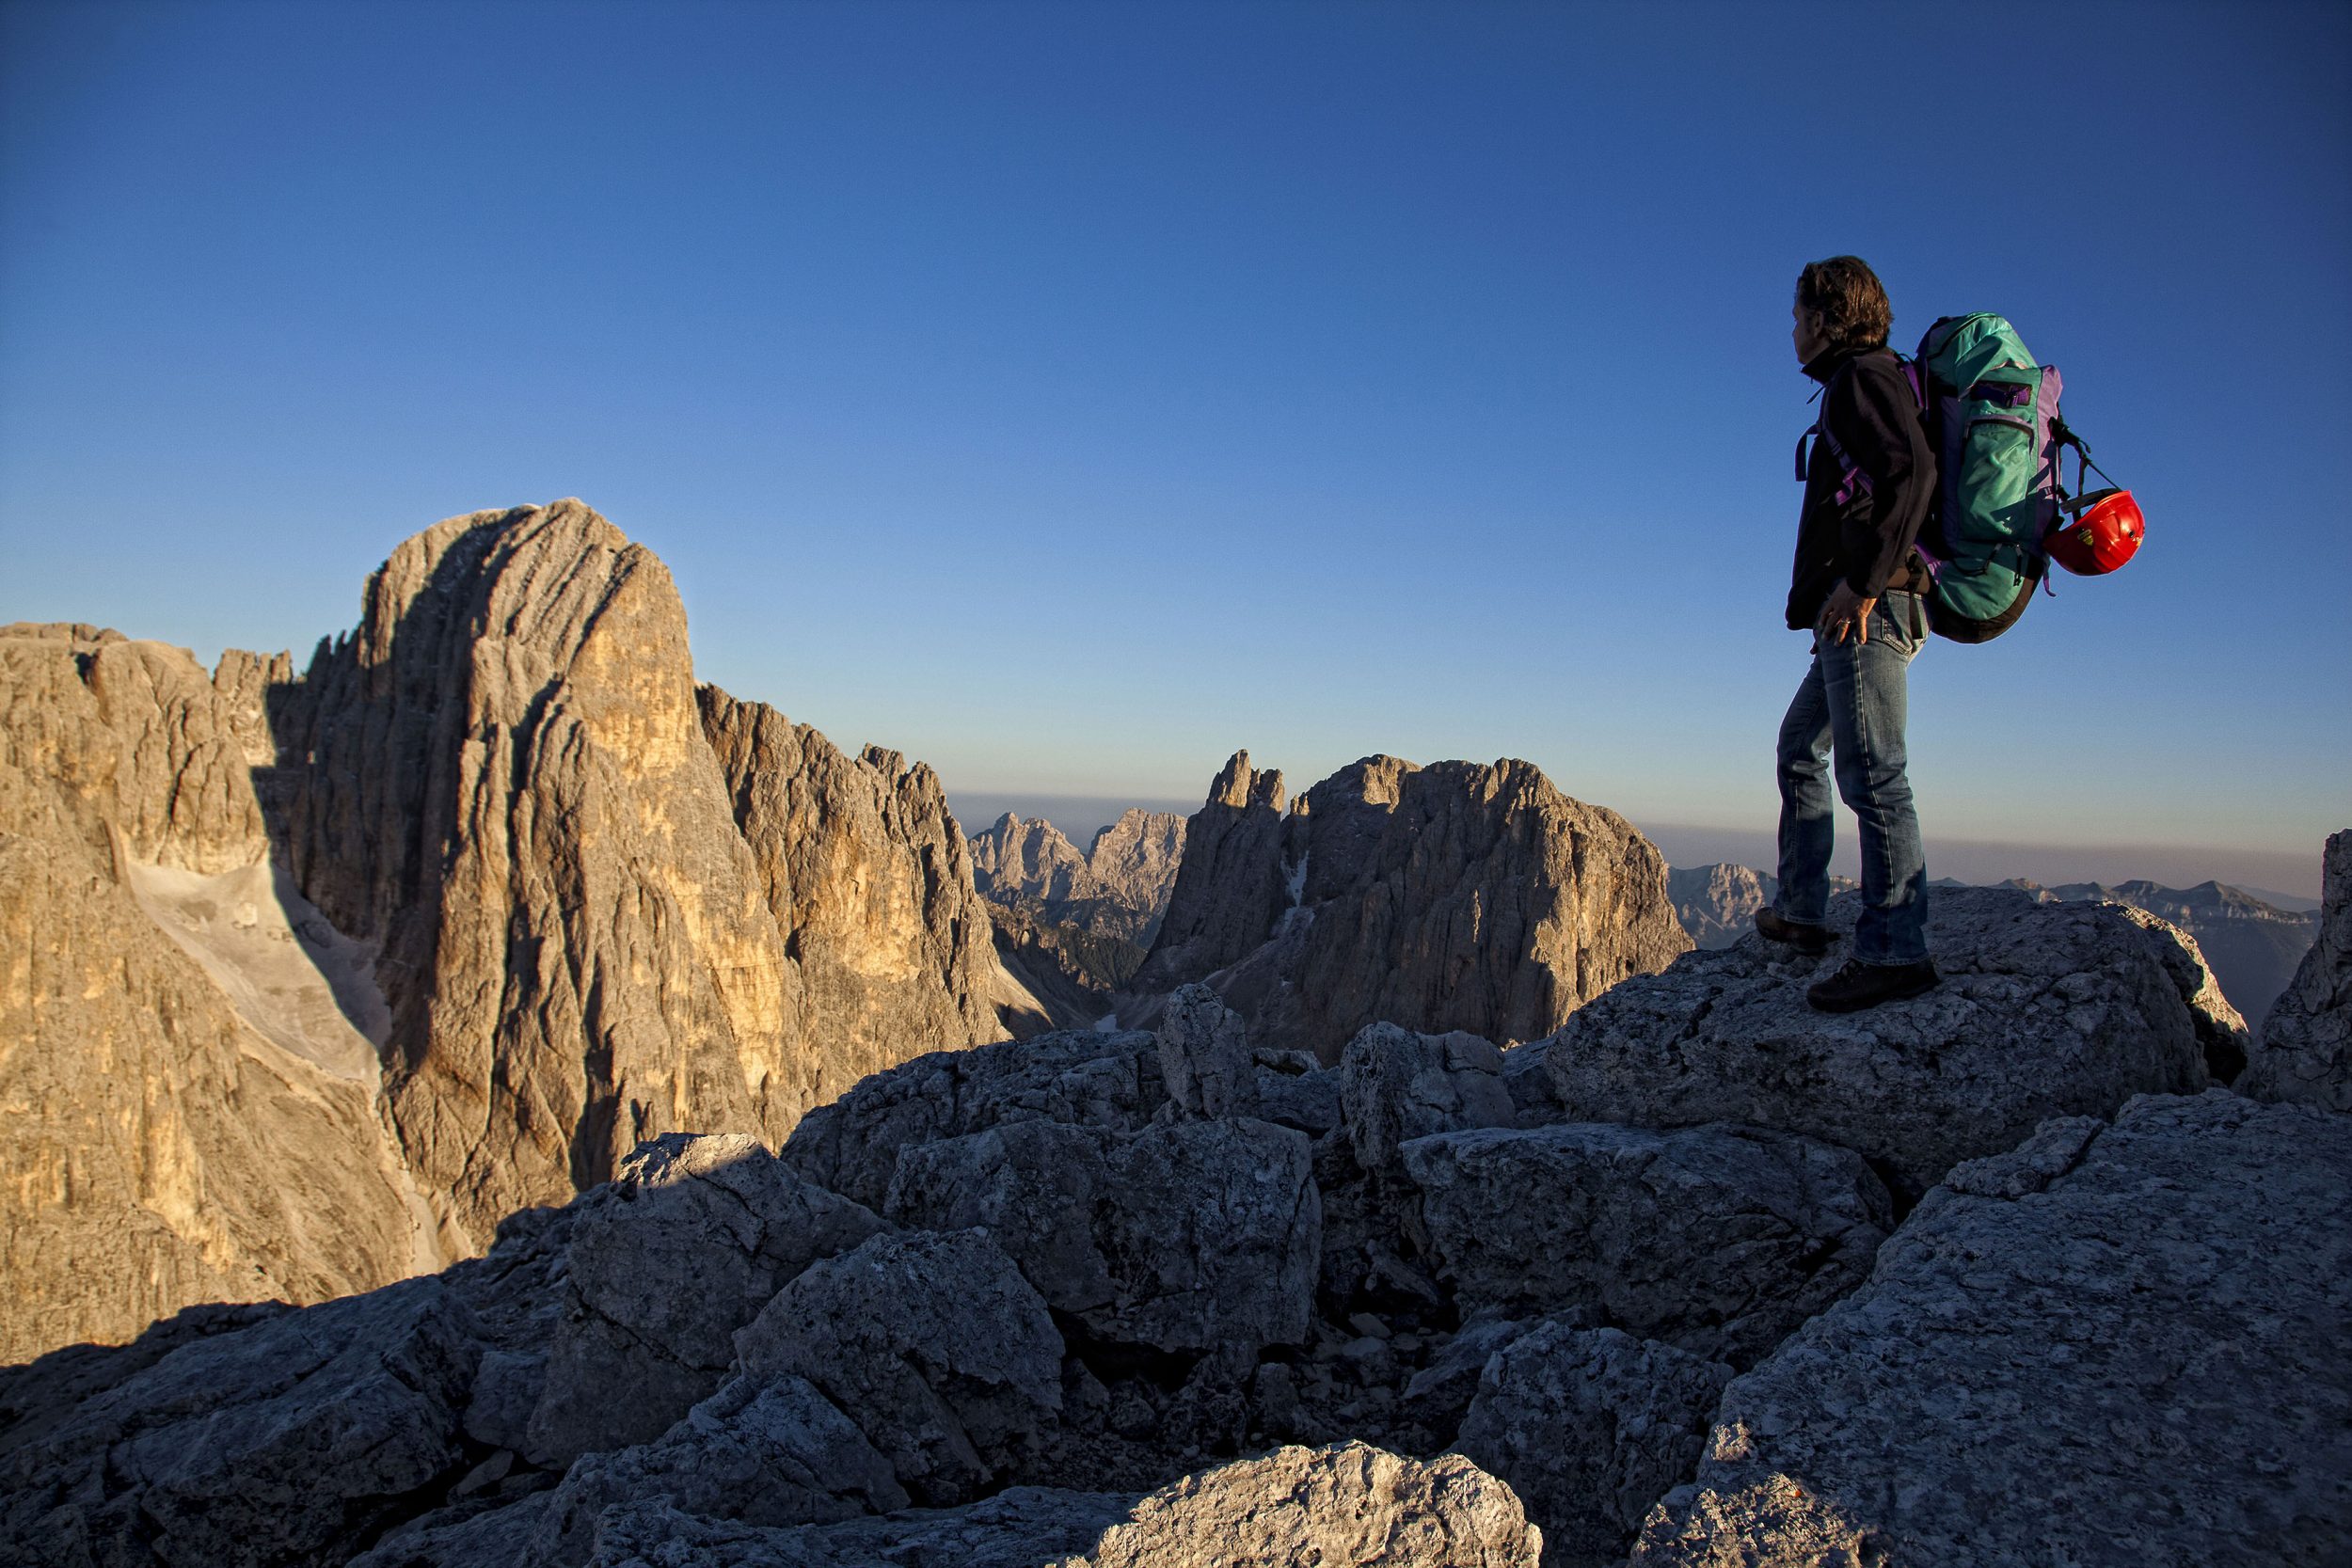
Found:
[1774,590,1929,965]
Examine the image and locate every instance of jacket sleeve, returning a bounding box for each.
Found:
[1828,361,1936,598]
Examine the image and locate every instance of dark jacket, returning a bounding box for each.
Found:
[1787,345,1937,630]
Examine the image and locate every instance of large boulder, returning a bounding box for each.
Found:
[1539,885,2210,1196]
[1454,1323,1732,1568]
[1341,1021,1516,1175]
[1068,1441,1544,1568]
[1125,752,1691,1063]
[0,1278,482,1568]
[780,1028,1167,1211]
[1156,982,1258,1119]
[524,1132,887,1465]
[1401,1122,1891,1368]
[731,1228,1064,1506]
[522,1374,905,1567]
[883,1117,1319,1355]
[2106,902,2251,1082]
[1630,1092,2352,1566]
[2241,830,2351,1114]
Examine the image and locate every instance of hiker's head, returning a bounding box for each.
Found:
[1794,256,1892,362]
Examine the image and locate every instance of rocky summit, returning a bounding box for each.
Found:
[4,499,2348,1566]
[6,846,2344,1567]
[1120,751,1692,1062]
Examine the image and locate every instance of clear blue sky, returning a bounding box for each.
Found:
[4,1,2346,893]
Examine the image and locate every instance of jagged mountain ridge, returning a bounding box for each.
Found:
[0,501,1010,1360]
[1120,751,1693,1060]
[967,809,1187,1025]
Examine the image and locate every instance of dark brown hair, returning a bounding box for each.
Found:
[1796,256,1893,354]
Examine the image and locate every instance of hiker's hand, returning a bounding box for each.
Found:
[1821,582,1875,645]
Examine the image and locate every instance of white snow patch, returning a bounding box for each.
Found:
[1285,852,1310,906]
[125,858,387,1081]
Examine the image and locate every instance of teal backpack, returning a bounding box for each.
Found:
[1810,313,2119,642]
[1908,313,2113,642]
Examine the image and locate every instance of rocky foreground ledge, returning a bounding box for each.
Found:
[3,886,2347,1567]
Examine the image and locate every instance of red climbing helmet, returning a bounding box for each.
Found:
[2046,488,2144,576]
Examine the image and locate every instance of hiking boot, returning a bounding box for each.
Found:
[1806,958,1940,1013]
[1755,907,1831,956]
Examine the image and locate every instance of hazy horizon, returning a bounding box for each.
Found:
[945,788,2330,903]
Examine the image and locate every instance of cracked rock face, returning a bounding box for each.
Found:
[1454,1323,1733,1568]
[0,626,423,1365]
[1341,1021,1517,1177]
[525,1132,887,1466]
[2241,830,2352,1114]
[1128,751,1296,996]
[1071,1441,1543,1568]
[1126,752,1691,1063]
[781,1028,1169,1212]
[1630,1091,2352,1567]
[1156,982,1258,1119]
[1536,884,2211,1196]
[0,1277,483,1568]
[267,501,1002,1253]
[1401,1121,1892,1369]
[731,1228,1066,1507]
[884,1116,1320,1356]
[522,1373,906,1567]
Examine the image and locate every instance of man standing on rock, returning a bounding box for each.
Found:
[1756,256,1942,1011]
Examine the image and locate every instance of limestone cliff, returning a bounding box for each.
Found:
[1123,752,1692,1061]
[267,501,1002,1250]
[698,686,1000,1108]
[2,502,1013,1361]
[265,502,806,1250]
[0,626,430,1365]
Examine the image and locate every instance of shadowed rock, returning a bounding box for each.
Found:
[1630,1091,2352,1567]
[0,1278,482,1568]
[524,1132,887,1465]
[1156,982,1258,1119]
[1341,1021,1516,1176]
[2241,830,2351,1113]
[1127,751,1295,995]
[521,1374,904,1567]
[1454,1323,1732,1568]
[1402,1121,1891,1368]
[781,1028,1168,1212]
[883,1117,1319,1355]
[732,1228,1064,1506]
